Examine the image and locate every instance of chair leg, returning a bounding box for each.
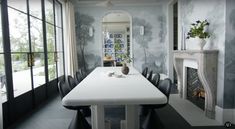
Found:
[68,110,91,129]
[141,109,164,129]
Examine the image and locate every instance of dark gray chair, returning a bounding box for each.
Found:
[75,71,83,84]
[58,80,91,129]
[147,71,153,81]
[141,78,172,129]
[68,75,77,89]
[150,73,160,88]
[142,67,148,78]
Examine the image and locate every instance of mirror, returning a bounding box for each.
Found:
[102,12,131,67]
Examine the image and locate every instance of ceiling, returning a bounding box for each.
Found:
[102,12,130,23]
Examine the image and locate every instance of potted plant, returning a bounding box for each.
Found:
[186,20,210,50]
[117,53,132,75]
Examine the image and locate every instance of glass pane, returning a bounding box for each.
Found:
[8,0,27,13]
[45,0,54,24]
[47,23,55,52]
[8,8,29,52]
[55,1,62,27]
[0,54,7,102]
[57,52,64,77]
[56,27,63,52]
[29,0,42,19]
[30,17,44,52]
[48,53,57,81]
[33,53,45,88]
[12,54,32,97]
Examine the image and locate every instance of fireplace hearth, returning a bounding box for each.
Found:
[186,67,205,110]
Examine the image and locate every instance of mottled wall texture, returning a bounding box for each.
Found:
[225,0,235,108]
[179,0,226,108]
[73,3,168,74]
[180,0,235,109]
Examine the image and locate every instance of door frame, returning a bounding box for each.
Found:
[167,0,179,81]
[100,10,133,67]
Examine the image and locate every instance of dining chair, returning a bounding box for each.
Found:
[68,75,77,89]
[150,73,160,87]
[80,69,88,79]
[147,70,153,81]
[141,78,172,129]
[75,71,83,84]
[58,80,71,99]
[142,67,148,78]
[58,80,91,129]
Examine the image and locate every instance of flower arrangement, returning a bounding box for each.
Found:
[186,20,210,39]
[118,53,132,64]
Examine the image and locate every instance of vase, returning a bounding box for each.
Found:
[121,63,129,75]
[186,37,206,50]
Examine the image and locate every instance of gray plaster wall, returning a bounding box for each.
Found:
[225,0,235,108]
[73,3,169,74]
[178,0,226,108]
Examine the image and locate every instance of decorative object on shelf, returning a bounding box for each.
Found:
[140,26,144,35]
[118,53,132,75]
[89,26,93,37]
[186,20,210,50]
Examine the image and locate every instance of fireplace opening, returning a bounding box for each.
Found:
[186,67,205,110]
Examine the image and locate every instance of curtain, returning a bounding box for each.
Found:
[63,1,78,76]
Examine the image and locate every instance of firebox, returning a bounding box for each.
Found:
[186,67,205,110]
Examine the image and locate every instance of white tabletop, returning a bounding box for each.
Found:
[62,67,167,106]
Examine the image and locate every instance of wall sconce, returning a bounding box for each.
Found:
[140,26,144,35]
[89,27,93,37]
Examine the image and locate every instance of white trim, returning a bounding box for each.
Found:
[167,0,178,81]
[100,10,133,67]
[215,105,235,125]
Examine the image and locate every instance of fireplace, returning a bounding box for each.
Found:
[173,50,218,119]
[186,67,205,110]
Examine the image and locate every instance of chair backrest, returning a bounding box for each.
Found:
[147,71,153,81]
[151,73,160,87]
[80,69,88,79]
[158,78,172,102]
[75,71,83,84]
[68,75,77,89]
[142,67,148,78]
[58,80,71,99]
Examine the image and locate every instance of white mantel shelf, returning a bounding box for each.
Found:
[173,50,219,119]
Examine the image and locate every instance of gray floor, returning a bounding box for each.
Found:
[8,96,125,129]
[7,94,230,129]
[169,94,221,126]
[8,96,74,129]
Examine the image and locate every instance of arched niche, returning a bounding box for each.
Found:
[101,11,133,67]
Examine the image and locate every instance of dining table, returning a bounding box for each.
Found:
[62,67,167,129]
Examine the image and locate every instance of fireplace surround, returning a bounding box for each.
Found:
[173,50,218,119]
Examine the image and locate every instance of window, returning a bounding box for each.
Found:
[4,0,64,97]
[0,4,7,102]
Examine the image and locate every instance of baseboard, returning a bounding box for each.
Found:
[215,105,235,125]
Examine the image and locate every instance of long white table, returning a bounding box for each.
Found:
[62,67,167,129]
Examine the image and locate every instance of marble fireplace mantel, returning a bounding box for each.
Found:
[173,50,218,119]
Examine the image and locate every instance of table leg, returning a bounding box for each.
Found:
[125,105,139,129]
[91,105,105,129]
